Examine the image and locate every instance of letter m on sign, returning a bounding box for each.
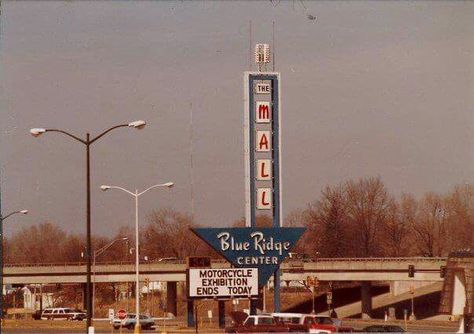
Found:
[255,102,271,123]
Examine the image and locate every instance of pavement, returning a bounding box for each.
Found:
[0,318,461,333]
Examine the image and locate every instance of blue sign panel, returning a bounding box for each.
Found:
[191,227,305,286]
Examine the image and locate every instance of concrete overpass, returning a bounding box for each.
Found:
[3,257,447,285]
[4,257,447,320]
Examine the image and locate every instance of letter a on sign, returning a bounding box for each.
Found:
[256,102,271,123]
[256,160,272,180]
[257,188,272,209]
[256,131,271,152]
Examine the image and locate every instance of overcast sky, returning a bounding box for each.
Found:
[1,1,473,237]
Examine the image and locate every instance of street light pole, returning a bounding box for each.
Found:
[0,209,28,328]
[409,285,416,320]
[134,190,140,331]
[30,120,146,332]
[101,182,173,334]
[93,237,128,318]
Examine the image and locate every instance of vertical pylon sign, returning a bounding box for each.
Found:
[244,69,281,228]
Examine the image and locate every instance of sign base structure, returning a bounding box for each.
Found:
[188,268,259,299]
[191,227,305,286]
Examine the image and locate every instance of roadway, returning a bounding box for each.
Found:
[1,319,459,333]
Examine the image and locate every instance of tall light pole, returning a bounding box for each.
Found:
[93,237,128,318]
[30,120,146,332]
[0,209,28,326]
[101,182,173,334]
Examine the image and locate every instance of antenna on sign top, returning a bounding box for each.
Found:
[248,20,252,71]
[272,21,276,71]
[189,102,195,223]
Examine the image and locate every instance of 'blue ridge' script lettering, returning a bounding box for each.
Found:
[217,231,290,255]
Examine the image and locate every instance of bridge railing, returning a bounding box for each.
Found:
[306,257,448,262]
[4,257,446,268]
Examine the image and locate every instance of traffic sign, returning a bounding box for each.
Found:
[327,291,333,304]
[117,309,127,320]
[187,256,211,268]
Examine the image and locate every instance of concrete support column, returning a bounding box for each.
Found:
[82,283,87,311]
[166,281,177,316]
[360,281,372,319]
[250,298,258,315]
[218,300,225,328]
[187,299,195,327]
[274,271,281,312]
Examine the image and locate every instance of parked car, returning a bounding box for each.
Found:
[40,308,86,321]
[112,314,155,330]
[225,311,290,333]
[272,313,353,333]
[361,325,405,332]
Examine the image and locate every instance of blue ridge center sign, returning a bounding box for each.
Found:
[191,227,305,286]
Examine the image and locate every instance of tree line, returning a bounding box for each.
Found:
[3,177,473,264]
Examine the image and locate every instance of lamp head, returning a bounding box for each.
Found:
[20,210,28,215]
[30,128,46,137]
[128,120,146,129]
[121,237,128,241]
[100,185,111,191]
[163,182,174,188]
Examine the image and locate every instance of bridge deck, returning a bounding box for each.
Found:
[3,258,447,284]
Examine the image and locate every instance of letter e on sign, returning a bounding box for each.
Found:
[255,102,271,123]
[256,160,272,180]
[257,188,272,210]
[256,131,271,152]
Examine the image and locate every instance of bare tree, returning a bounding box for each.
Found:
[445,184,474,251]
[141,208,201,260]
[231,215,273,227]
[382,195,414,257]
[305,185,350,257]
[7,222,67,263]
[411,192,447,257]
[345,177,392,257]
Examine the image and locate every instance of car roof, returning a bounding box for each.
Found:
[272,313,304,317]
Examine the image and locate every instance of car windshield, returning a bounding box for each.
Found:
[259,317,274,325]
[64,309,74,313]
[276,316,300,324]
[386,326,404,332]
[315,317,333,325]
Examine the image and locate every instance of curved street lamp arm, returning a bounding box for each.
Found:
[89,124,129,145]
[45,129,87,145]
[106,186,136,197]
[138,183,171,197]
[1,211,22,221]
